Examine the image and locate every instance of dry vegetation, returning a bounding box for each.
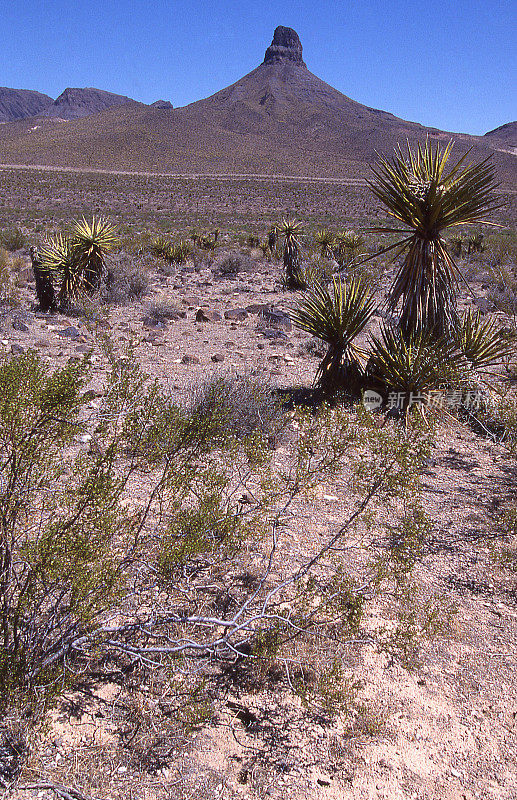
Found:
[0,161,516,800]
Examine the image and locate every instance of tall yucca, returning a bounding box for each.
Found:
[279,219,305,289]
[292,276,376,393]
[71,216,119,293]
[368,139,500,338]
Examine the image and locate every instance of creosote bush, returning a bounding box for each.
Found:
[0,342,449,727]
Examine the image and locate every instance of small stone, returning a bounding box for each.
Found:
[246,303,271,314]
[211,353,225,362]
[57,326,81,339]
[142,317,167,330]
[11,343,25,354]
[181,354,200,364]
[12,317,29,332]
[196,308,221,322]
[260,308,292,330]
[224,308,248,321]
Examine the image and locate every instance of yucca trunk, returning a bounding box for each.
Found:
[284,240,305,289]
[316,346,362,396]
[389,236,459,338]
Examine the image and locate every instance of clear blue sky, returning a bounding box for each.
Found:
[1,0,515,135]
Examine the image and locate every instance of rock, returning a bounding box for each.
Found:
[11,317,29,332]
[181,354,200,364]
[35,339,50,348]
[260,307,292,330]
[195,308,222,322]
[224,308,248,321]
[182,295,201,307]
[473,297,494,314]
[0,727,26,784]
[263,26,306,67]
[258,327,288,340]
[246,303,272,314]
[11,343,24,354]
[57,326,81,339]
[211,353,225,362]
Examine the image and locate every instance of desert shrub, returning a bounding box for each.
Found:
[104,254,150,304]
[188,372,284,443]
[0,342,449,726]
[0,227,26,252]
[213,253,254,278]
[0,250,20,308]
[0,352,128,703]
[144,300,183,325]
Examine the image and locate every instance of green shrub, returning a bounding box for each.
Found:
[0,249,20,308]
[0,227,26,252]
[0,352,128,703]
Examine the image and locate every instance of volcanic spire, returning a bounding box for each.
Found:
[262,26,306,67]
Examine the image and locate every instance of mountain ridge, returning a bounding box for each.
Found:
[0,27,514,185]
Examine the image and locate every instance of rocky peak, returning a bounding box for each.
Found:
[263,26,306,67]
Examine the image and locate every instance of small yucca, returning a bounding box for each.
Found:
[292,276,376,394]
[314,228,335,260]
[71,216,119,293]
[40,233,82,305]
[368,325,464,401]
[456,308,513,368]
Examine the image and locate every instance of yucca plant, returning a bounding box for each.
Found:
[70,216,119,293]
[268,226,278,254]
[314,228,335,260]
[39,217,118,306]
[165,240,191,264]
[292,276,376,394]
[368,325,465,409]
[335,230,365,268]
[368,139,500,338]
[279,219,305,289]
[455,307,513,369]
[40,233,82,306]
[150,235,171,258]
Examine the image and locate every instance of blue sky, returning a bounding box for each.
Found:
[1,0,515,135]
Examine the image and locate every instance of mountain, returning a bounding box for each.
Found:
[151,100,173,109]
[0,27,515,186]
[0,87,53,122]
[485,122,517,150]
[42,87,137,120]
